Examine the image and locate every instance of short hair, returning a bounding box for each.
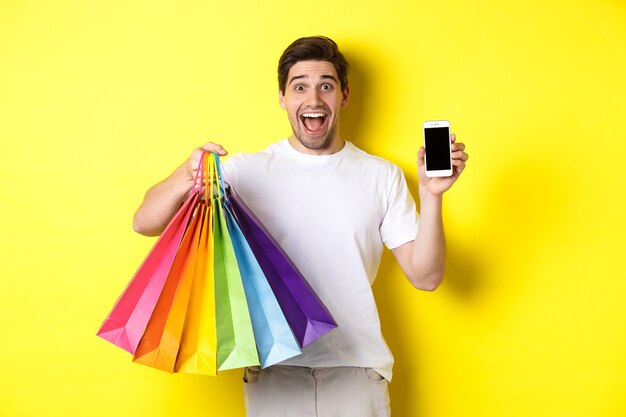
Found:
[277,36,350,94]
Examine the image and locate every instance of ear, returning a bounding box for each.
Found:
[341,84,350,108]
[279,89,286,110]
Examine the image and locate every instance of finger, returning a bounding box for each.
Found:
[199,143,228,155]
[417,147,425,167]
[450,133,456,143]
[451,151,469,162]
[451,159,466,173]
[186,149,207,178]
[200,142,229,155]
[451,142,465,152]
[191,148,204,159]
[451,157,465,166]
[189,150,202,165]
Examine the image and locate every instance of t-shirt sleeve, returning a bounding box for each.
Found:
[221,153,243,190]
[380,165,419,249]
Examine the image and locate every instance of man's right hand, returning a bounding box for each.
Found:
[133,142,229,236]
[184,142,229,180]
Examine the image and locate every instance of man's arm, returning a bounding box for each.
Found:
[391,134,468,291]
[133,142,228,236]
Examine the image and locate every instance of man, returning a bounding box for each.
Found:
[133,36,468,417]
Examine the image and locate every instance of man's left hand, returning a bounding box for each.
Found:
[417,133,468,196]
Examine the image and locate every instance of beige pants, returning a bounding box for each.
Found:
[243,365,391,417]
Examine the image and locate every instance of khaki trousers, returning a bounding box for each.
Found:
[242,365,391,417]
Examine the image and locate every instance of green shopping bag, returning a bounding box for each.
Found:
[211,153,260,370]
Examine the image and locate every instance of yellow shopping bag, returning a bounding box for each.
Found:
[175,153,218,375]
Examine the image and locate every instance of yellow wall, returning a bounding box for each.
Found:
[1,1,625,416]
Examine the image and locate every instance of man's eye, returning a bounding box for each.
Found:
[321,84,332,90]
[295,85,304,91]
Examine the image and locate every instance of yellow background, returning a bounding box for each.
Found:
[1,0,625,416]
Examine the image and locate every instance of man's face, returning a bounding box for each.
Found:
[279,60,349,153]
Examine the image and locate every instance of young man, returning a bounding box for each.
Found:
[133,36,468,417]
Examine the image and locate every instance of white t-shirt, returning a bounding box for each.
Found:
[222,139,419,381]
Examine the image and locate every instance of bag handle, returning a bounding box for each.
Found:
[203,152,224,201]
[212,152,226,201]
[205,151,216,203]
[195,151,223,204]
[192,152,205,193]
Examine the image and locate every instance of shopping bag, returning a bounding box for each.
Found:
[131,201,204,372]
[211,153,260,371]
[97,189,199,354]
[225,184,337,348]
[224,202,302,367]
[176,158,218,375]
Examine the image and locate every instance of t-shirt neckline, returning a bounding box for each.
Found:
[279,138,353,163]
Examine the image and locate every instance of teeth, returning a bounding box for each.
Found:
[302,112,326,118]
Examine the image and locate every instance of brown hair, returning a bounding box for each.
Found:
[278,36,350,94]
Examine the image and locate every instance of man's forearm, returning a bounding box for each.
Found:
[409,191,446,290]
[133,164,193,236]
[132,142,229,236]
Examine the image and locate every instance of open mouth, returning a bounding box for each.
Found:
[300,111,328,135]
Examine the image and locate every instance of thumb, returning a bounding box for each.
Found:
[417,147,425,168]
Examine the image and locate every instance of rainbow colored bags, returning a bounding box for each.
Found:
[226,185,338,348]
[96,192,198,355]
[97,152,336,374]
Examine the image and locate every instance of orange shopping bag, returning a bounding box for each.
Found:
[175,154,218,375]
[176,174,218,374]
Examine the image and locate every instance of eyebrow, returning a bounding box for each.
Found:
[288,74,338,86]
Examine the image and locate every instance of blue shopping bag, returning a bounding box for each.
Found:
[223,199,302,367]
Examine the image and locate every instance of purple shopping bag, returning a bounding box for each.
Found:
[224,185,337,348]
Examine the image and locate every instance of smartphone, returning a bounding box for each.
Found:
[423,120,452,177]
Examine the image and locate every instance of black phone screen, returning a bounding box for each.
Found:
[424,127,451,170]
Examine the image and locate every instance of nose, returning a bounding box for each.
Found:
[304,88,323,107]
